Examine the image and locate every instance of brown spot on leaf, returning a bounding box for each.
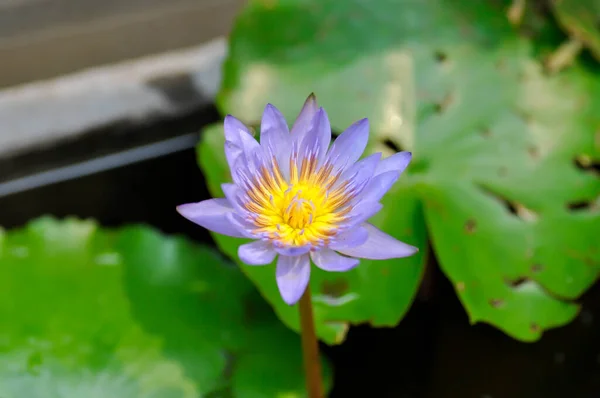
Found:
[434,50,448,64]
[495,58,506,71]
[434,92,455,114]
[481,127,493,138]
[519,111,534,125]
[574,154,600,176]
[456,281,466,292]
[531,263,544,273]
[527,145,540,160]
[464,219,477,234]
[489,298,505,308]
[584,256,599,267]
[498,166,508,177]
[530,323,541,333]
[506,277,527,287]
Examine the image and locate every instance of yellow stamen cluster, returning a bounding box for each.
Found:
[244,154,352,247]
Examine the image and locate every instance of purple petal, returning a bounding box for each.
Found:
[360,170,399,203]
[260,104,291,177]
[238,240,276,265]
[335,153,381,198]
[326,118,369,173]
[311,249,359,272]
[276,254,311,305]
[223,115,260,170]
[291,93,318,136]
[221,183,249,216]
[329,227,369,250]
[176,198,247,238]
[375,151,412,176]
[337,223,418,260]
[273,245,311,257]
[229,153,266,192]
[297,107,331,164]
[342,201,383,228]
[226,212,256,238]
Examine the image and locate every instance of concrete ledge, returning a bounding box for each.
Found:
[0,37,226,159]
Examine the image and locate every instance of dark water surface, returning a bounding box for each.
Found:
[1,126,598,398]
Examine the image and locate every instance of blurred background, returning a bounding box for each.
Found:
[0,0,599,397]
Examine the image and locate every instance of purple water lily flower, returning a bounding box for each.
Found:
[178,94,418,305]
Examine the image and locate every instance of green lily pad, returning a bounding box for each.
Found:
[0,217,330,397]
[205,0,600,341]
[552,0,600,62]
[198,124,426,345]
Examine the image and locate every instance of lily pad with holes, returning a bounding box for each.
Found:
[552,0,600,62]
[206,0,600,342]
[197,124,426,344]
[0,217,330,397]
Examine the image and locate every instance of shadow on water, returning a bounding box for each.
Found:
[0,111,599,398]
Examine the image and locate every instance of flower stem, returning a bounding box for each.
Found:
[298,284,324,398]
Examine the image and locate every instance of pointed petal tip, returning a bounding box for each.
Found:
[264,103,277,112]
[276,254,310,305]
[283,294,300,306]
[402,244,419,257]
[315,106,331,124]
[303,93,318,110]
[175,203,192,215]
[336,224,418,260]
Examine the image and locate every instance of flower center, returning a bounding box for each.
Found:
[242,156,352,248]
[281,189,317,230]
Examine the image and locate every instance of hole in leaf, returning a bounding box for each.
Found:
[477,184,538,222]
[383,138,402,152]
[489,298,505,308]
[506,276,528,287]
[464,219,477,234]
[568,200,591,211]
[567,194,599,213]
[531,263,544,273]
[321,279,349,298]
[574,154,600,176]
[434,50,448,64]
